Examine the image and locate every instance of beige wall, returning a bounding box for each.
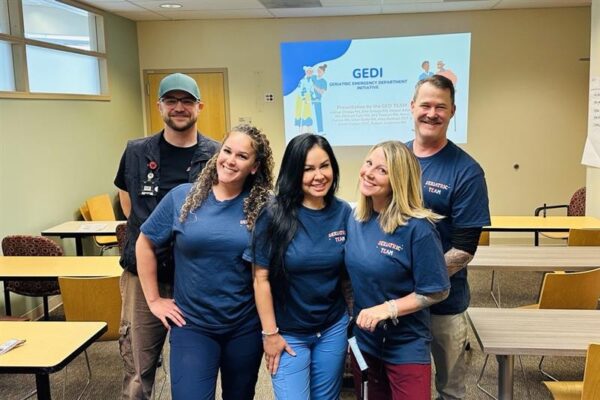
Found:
[138,7,590,216]
[0,13,144,315]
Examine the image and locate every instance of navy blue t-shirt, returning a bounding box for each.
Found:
[141,183,258,334]
[244,197,351,334]
[407,140,490,315]
[345,213,450,364]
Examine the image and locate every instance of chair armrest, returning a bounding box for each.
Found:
[534,204,569,216]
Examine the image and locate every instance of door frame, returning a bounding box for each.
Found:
[142,68,231,136]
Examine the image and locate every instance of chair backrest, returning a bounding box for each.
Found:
[567,187,586,216]
[86,194,117,221]
[538,268,600,310]
[582,343,600,400]
[115,223,127,253]
[568,229,600,246]
[2,235,63,256]
[84,194,118,246]
[58,276,122,341]
[478,231,490,246]
[80,202,91,221]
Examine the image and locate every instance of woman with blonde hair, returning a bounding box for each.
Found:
[136,124,273,400]
[345,140,450,400]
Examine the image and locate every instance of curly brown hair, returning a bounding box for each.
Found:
[179,124,274,229]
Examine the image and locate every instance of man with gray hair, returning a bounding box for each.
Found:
[114,73,219,399]
[407,74,490,400]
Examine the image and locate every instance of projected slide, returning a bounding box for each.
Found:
[281,33,471,146]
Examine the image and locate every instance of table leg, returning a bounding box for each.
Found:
[4,287,12,315]
[497,354,514,400]
[534,231,539,246]
[75,238,83,256]
[35,373,51,399]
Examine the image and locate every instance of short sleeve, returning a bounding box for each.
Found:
[452,164,490,228]
[140,190,177,248]
[412,223,451,295]
[242,208,272,268]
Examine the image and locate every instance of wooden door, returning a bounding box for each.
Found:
[145,70,229,142]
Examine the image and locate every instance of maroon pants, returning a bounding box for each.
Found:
[351,351,431,400]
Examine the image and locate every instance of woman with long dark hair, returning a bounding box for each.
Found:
[246,133,351,400]
[136,125,274,400]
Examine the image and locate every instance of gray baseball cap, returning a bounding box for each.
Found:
[158,73,201,100]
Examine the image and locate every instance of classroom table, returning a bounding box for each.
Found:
[41,221,124,256]
[467,307,600,400]
[469,245,600,272]
[0,321,107,400]
[483,216,600,245]
[470,245,600,306]
[0,256,122,316]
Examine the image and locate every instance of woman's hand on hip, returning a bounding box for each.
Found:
[263,334,296,375]
[148,297,185,329]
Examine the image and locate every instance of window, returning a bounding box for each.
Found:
[0,0,108,98]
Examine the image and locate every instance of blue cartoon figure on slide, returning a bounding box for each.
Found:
[294,66,314,133]
[312,64,328,134]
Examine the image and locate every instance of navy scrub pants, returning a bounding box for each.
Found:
[169,322,263,400]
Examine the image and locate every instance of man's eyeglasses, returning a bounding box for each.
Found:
[160,97,199,107]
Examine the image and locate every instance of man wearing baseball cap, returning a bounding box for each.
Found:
[114,73,219,399]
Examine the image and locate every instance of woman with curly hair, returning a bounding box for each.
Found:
[136,124,274,400]
[246,133,351,400]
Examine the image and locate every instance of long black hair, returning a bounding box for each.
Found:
[266,133,340,301]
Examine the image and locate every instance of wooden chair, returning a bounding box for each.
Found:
[524,268,600,381]
[80,194,119,255]
[523,268,600,310]
[544,343,600,400]
[2,235,64,320]
[568,229,600,247]
[479,230,490,246]
[58,276,122,398]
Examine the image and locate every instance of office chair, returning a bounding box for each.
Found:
[115,222,128,253]
[544,343,600,400]
[535,187,586,241]
[2,235,63,320]
[80,194,119,255]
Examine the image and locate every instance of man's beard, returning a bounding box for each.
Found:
[163,114,197,132]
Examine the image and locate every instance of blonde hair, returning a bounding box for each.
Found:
[179,125,274,229]
[355,141,441,233]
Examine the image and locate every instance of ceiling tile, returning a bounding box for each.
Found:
[270,5,381,17]
[115,10,169,20]
[382,0,496,14]
[157,9,275,19]
[320,0,380,5]
[131,0,266,9]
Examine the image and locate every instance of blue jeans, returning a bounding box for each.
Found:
[169,323,262,400]
[272,314,349,400]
